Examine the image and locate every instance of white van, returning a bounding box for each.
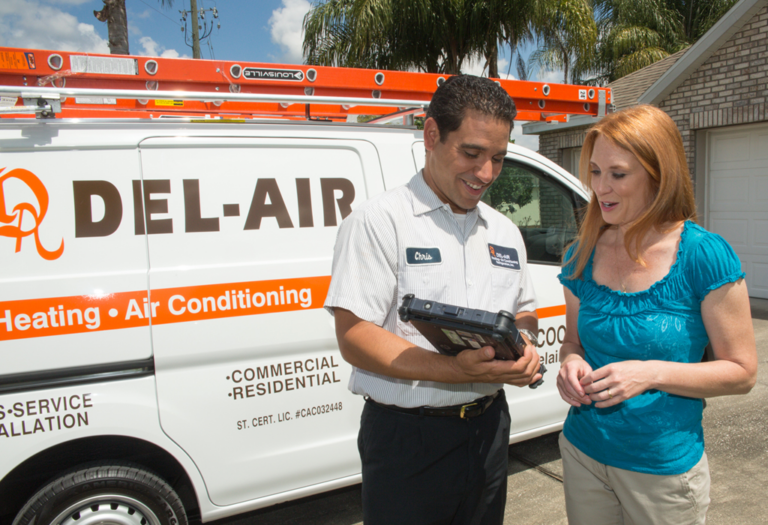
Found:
[0,49,598,525]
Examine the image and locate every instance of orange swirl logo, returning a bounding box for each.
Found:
[0,167,64,260]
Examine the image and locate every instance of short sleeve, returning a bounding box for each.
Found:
[557,243,582,298]
[690,231,745,302]
[323,204,398,325]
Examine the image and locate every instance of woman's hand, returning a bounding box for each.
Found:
[557,354,593,407]
[556,287,591,406]
[580,360,658,408]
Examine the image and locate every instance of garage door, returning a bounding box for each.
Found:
[707,122,768,299]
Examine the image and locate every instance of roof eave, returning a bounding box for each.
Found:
[638,0,768,105]
[521,115,599,135]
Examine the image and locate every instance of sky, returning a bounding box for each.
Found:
[0,0,562,150]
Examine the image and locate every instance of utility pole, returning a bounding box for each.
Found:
[189,0,201,59]
[180,1,219,59]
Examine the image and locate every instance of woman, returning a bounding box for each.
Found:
[556,104,757,524]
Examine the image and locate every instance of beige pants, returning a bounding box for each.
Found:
[559,433,710,525]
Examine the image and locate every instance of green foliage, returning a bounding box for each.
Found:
[304,0,737,90]
[303,0,536,76]
[482,168,534,215]
[582,0,738,83]
[529,0,598,84]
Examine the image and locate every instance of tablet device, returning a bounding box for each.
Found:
[398,294,545,388]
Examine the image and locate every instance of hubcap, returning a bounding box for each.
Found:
[49,494,162,525]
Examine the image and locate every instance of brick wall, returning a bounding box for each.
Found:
[537,5,768,177]
[537,127,590,166]
[658,4,768,176]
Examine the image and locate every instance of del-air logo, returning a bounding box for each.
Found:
[0,167,64,260]
[488,243,520,270]
[2,167,356,261]
[406,247,442,265]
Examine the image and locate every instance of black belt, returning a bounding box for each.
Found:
[365,390,501,419]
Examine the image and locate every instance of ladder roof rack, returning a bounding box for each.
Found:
[0,47,612,122]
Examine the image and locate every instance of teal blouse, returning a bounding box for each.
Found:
[558,221,745,475]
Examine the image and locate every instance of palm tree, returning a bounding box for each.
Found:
[93,0,130,55]
[302,0,539,77]
[665,0,738,40]
[94,0,174,55]
[529,0,597,83]
[588,0,737,83]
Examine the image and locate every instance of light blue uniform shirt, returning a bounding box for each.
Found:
[558,221,745,475]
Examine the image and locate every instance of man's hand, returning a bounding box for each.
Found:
[335,307,542,385]
[453,343,542,387]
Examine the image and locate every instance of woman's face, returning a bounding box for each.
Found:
[589,135,655,228]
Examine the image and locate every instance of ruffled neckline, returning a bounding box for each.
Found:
[585,220,690,298]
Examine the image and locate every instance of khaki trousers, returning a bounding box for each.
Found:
[559,433,710,524]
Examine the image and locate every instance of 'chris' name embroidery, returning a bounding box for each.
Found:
[406,247,442,265]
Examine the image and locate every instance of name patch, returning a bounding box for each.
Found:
[488,244,520,270]
[406,247,442,265]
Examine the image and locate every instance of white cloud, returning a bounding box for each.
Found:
[461,55,488,77]
[137,35,184,58]
[160,48,182,59]
[538,69,566,84]
[0,0,108,53]
[269,0,311,64]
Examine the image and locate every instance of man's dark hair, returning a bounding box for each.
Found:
[426,75,517,142]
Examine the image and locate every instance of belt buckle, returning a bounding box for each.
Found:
[459,402,478,419]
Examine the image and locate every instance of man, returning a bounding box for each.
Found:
[324,75,541,525]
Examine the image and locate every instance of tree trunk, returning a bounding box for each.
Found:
[487,44,498,78]
[448,37,460,75]
[94,0,129,55]
[560,41,569,83]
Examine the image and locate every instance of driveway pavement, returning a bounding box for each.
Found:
[219,298,768,525]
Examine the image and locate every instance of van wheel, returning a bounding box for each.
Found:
[12,463,187,525]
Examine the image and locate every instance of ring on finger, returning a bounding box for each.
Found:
[607,388,613,399]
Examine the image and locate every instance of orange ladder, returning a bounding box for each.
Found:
[0,47,612,121]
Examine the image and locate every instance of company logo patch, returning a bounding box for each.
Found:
[0,168,64,260]
[488,244,519,270]
[406,247,442,265]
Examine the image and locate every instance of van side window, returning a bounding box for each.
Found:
[482,161,585,265]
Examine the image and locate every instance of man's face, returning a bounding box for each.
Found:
[423,110,510,213]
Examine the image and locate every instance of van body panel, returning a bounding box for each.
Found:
[0,377,205,490]
[0,119,586,520]
[0,146,152,375]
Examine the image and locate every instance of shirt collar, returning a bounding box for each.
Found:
[409,170,487,223]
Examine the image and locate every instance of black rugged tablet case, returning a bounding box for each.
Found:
[397,294,546,388]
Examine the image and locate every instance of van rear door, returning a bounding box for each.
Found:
[139,136,383,506]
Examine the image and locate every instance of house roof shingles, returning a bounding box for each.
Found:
[608,49,688,110]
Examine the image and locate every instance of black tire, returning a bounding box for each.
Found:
[12,462,187,525]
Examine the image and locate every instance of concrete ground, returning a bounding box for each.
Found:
[219,298,768,525]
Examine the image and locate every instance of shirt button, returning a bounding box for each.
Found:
[467,280,474,286]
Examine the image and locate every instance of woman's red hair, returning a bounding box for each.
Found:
[566,105,697,279]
